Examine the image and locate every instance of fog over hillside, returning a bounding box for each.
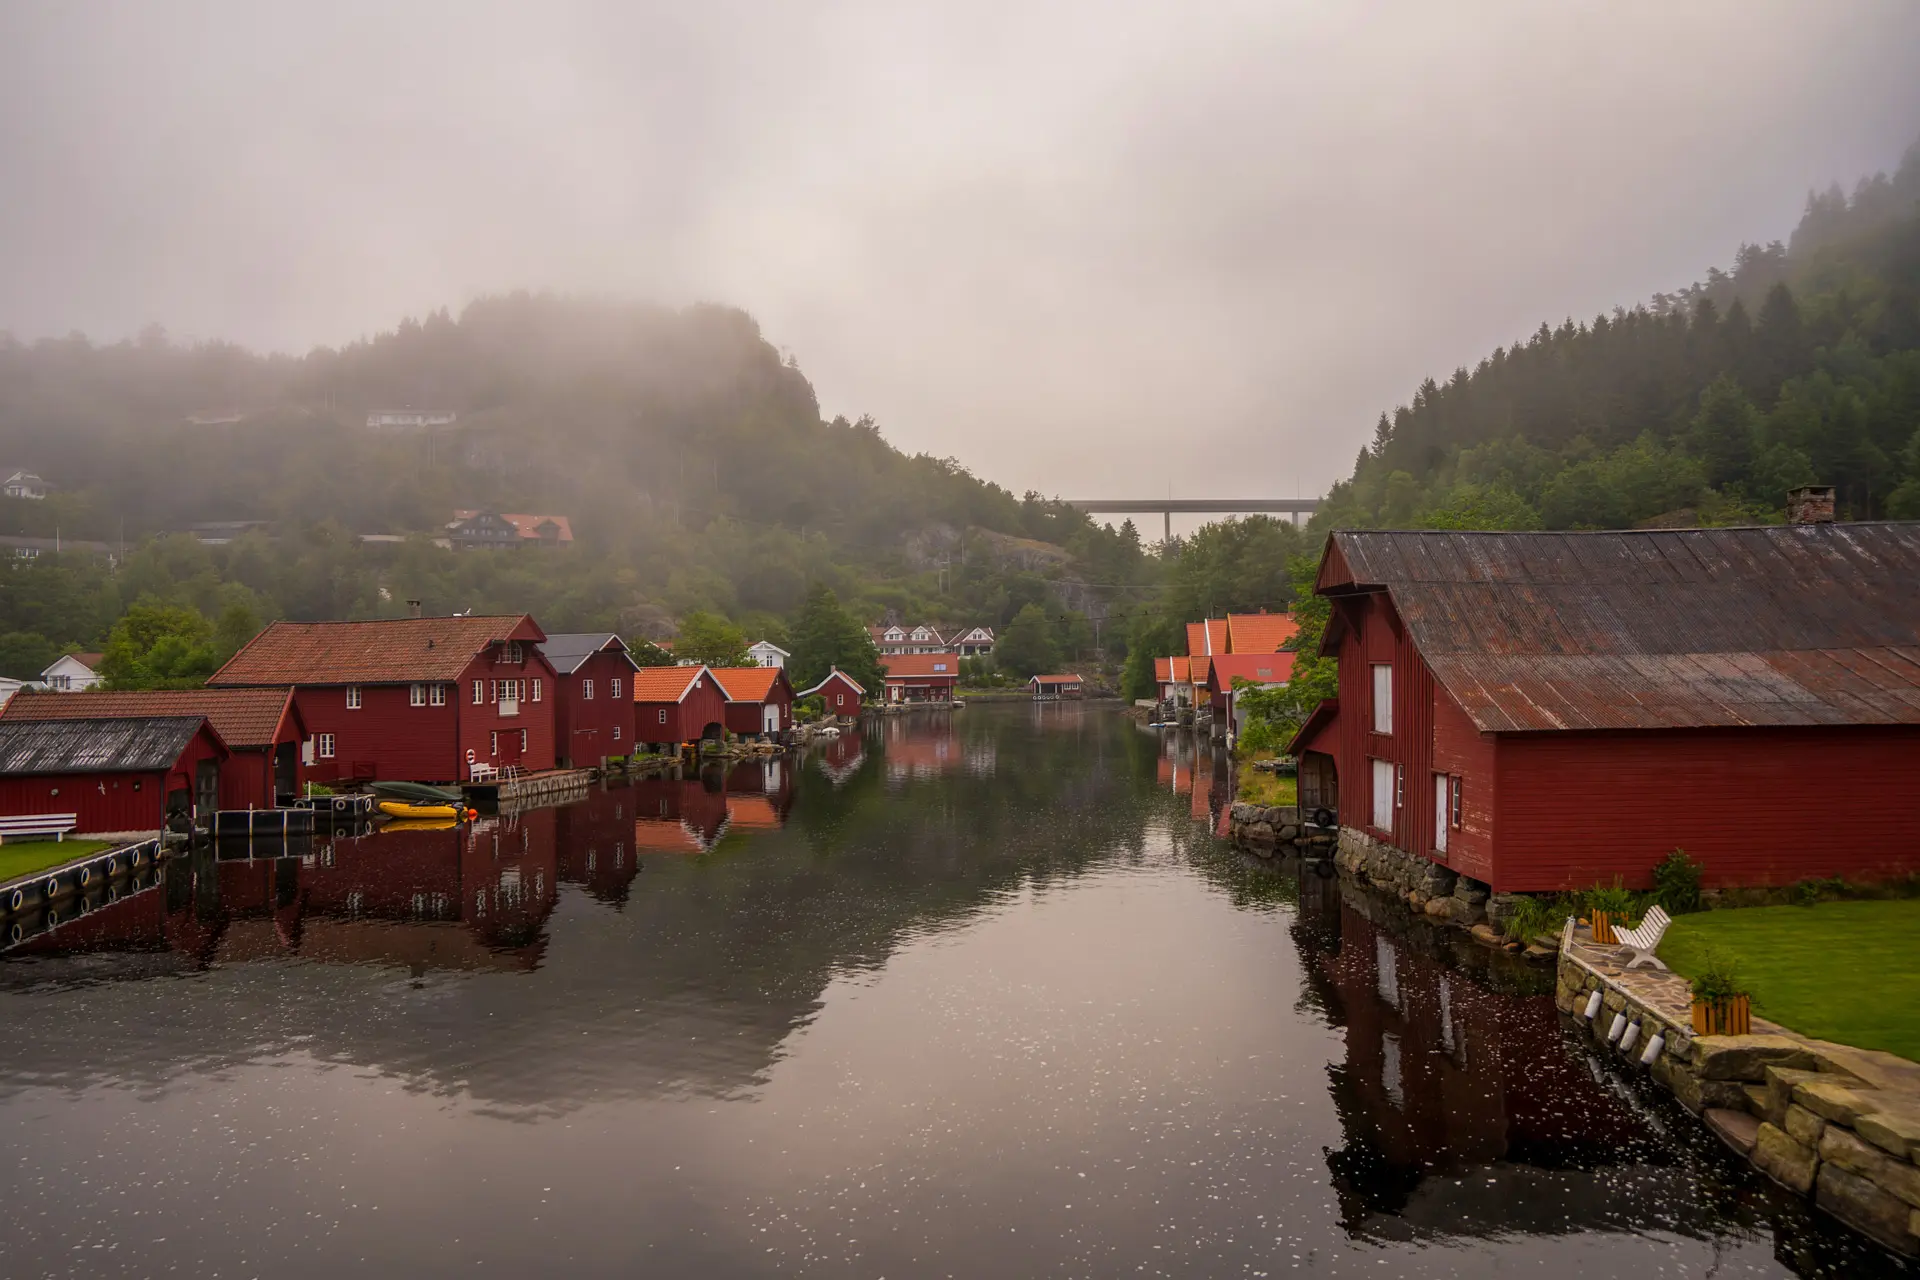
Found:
[3,3,1918,501]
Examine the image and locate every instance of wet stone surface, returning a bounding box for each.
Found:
[0,705,1909,1277]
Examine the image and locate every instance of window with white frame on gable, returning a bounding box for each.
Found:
[346,685,362,709]
[658,709,668,724]
[1370,664,1392,734]
[583,678,594,700]
[531,678,542,702]
[610,677,621,699]
[504,641,524,664]
[473,679,485,704]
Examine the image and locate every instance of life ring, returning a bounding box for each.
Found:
[105,856,119,877]
[43,876,61,900]
[78,866,92,888]
[1313,807,1335,829]
[44,905,59,928]
[7,922,22,944]
[8,887,23,912]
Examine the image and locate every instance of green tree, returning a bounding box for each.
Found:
[1418,484,1541,531]
[0,631,57,681]
[995,603,1059,679]
[1686,375,1760,488]
[673,610,751,666]
[787,583,883,694]
[629,637,678,667]
[100,602,218,689]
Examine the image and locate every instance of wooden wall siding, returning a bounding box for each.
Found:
[1430,689,1497,885]
[457,648,558,776]
[555,651,637,767]
[724,687,793,736]
[1493,724,1920,893]
[1336,592,1440,859]
[298,683,460,783]
[634,674,729,745]
[0,722,226,833]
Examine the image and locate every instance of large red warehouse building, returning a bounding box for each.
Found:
[0,687,305,810]
[1292,519,1920,893]
[210,615,558,784]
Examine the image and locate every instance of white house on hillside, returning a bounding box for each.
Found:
[2,470,50,500]
[747,640,789,670]
[41,652,105,691]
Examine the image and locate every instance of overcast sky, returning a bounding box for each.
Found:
[2,2,1918,505]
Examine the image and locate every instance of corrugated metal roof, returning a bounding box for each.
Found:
[0,716,209,774]
[538,633,635,675]
[1326,524,1920,731]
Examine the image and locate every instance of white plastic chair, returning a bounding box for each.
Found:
[1612,904,1673,970]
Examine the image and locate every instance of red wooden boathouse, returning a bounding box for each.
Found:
[0,687,305,810]
[209,615,557,783]
[1291,520,1920,893]
[799,668,865,719]
[709,666,796,738]
[631,665,728,748]
[880,653,958,703]
[0,715,229,835]
[539,633,640,767]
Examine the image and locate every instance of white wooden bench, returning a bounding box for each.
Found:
[470,762,498,782]
[0,813,77,843]
[1613,904,1673,970]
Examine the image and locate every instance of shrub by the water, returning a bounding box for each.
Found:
[1653,848,1704,914]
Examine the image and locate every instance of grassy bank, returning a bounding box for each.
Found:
[1235,761,1297,808]
[1660,899,1920,1062]
[0,839,113,883]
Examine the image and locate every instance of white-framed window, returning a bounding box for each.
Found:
[835,693,844,706]
[1452,776,1463,828]
[1370,758,1395,832]
[612,725,621,741]
[520,729,528,751]
[582,678,594,701]
[504,641,523,664]
[430,683,447,706]
[472,679,485,704]
[316,733,336,759]
[410,683,426,707]
[346,685,362,710]
[658,708,668,724]
[610,677,621,699]
[490,730,498,756]
[1434,773,1450,855]
[531,678,542,702]
[1370,664,1392,734]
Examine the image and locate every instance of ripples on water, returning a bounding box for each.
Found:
[0,704,1907,1277]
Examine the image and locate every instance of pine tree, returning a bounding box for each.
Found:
[788,584,883,694]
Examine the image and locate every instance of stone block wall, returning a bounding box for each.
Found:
[1558,945,1920,1257]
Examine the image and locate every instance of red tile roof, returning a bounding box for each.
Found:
[0,687,299,748]
[631,665,713,702]
[1206,652,1296,689]
[1226,612,1298,653]
[708,667,789,703]
[1190,655,1213,686]
[880,654,960,679]
[452,511,575,543]
[209,616,544,686]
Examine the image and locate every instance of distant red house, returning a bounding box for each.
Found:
[1293,521,1920,893]
[631,665,728,747]
[1204,652,1295,737]
[539,633,639,767]
[799,668,866,719]
[880,653,958,703]
[1029,673,1083,700]
[209,615,558,784]
[0,715,229,835]
[0,687,305,809]
[710,667,795,737]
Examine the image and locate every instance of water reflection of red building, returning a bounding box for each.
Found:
[630,763,792,854]
[815,731,867,786]
[1294,872,1679,1239]
[555,787,641,906]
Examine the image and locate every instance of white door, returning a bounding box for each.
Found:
[763,703,780,733]
[1434,773,1449,854]
[1371,759,1394,832]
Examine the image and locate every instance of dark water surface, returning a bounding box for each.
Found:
[1,704,1905,1277]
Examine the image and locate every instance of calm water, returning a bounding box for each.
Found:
[0,704,1905,1277]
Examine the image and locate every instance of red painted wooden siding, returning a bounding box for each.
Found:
[1331,592,1445,858]
[723,685,793,736]
[634,671,729,745]
[813,673,863,716]
[1494,725,1920,892]
[0,722,227,834]
[554,651,637,766]
[1430,689,1496,886]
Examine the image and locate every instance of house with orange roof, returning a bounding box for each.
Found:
[631,664,729,748]
[1225,610,1298,653]
[710,666,796,738]
[208,613,557,783]
[1203,652,1296,738]
[448,510,574,549]
[879,653,959,704]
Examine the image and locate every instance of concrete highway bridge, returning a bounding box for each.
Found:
[1064,497,1322,541]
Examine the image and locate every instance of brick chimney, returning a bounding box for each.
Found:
[1787,485,1835,526]
[407,599,423,619]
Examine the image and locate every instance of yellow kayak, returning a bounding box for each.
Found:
[377,801,470,821]
[380,816,459,831]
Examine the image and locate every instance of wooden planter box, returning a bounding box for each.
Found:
[1590,911,1619,945]
[1691,994,1751,1036]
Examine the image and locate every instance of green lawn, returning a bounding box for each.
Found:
[1660,899,1920,1062]
[0,839,112,884]
[1235,767,1297,808]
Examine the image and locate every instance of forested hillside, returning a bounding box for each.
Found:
[0,296,1153,677]
[1318,141,1920,532]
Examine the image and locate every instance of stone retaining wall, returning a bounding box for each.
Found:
[1558,933,1920,1257]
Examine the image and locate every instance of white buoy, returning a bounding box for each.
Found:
[1582,990,1603,1020]
[1640,1033,1666,1066]
[1619,1021,1641,1054]
[1606,1012,1627,1044]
